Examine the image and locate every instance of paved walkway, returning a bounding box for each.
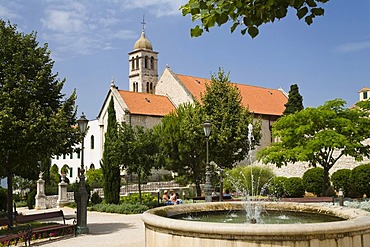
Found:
[17,207,145,247]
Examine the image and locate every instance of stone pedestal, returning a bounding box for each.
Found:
[35,173,46,210]
[57,174,69,208]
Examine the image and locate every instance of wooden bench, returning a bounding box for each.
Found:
[280,197,334,204]
[192,195,233,203]
[0,210,76,246]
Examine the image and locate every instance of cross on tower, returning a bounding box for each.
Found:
[141,15,146,32]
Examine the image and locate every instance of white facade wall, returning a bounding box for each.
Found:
[50,119,101,183]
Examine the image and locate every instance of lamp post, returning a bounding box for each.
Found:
[76,113,89,234]
[203,120,212,202]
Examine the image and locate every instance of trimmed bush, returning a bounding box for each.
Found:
[27,189,37,209]
[91,191,102,204]
[302,167,328,196]
[224,165,275,196]
[120,193,158,208]
[89,203,148,214]
[331,169,351,196]
[268,176,288,197]
[283,177,304,198]
[0,187,7,211]
[350,163,370,197]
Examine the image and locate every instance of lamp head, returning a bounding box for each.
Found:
[203,120,212,137]
[77,112,89,134]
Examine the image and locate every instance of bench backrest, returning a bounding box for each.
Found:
[16,210,64,224]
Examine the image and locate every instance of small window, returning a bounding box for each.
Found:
[91,135,95,149]
[150,82,153,93]
[364,91,368,100]
[90,163,95,170]
[63,154,66,159]
[70,152,73,159]
[135,56,139,69]
[131,58,135,70]
[146,82,149,93]
[150,57,154,69]
[69,168,73,178]
[77,151,81,159]
[144,56,148,69]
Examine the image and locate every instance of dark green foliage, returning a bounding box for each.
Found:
[69,182,91,203]
[269,176,288,197]
[50,164,61,186]
[223,166,274,196]
[90,191,102,205]
[181,0,329,38]
[89,203,148,214]
[86,168,104,190]
[283,177,305,198]
[45,186,58,195]
[101,98,121,204]
[302,167,328,196]
[258,99,370,196]
[331,169,351,197]
[27,190,37,209]
[350,164,370,198]
[283,84,304,115]
[0,20,80,226]
[0,187,7,211]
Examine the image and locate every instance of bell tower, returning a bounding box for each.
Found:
[128,19,158,94]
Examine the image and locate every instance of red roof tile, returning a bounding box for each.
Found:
[118,90,175,116]
[176,74,287,116]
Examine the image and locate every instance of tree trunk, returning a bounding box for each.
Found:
[138,171,142,204]
[322,167,330,197]
[7,173,13,229]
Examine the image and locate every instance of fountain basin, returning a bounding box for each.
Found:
[142,202,370,247]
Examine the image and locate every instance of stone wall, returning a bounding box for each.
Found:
[45,192,74,209]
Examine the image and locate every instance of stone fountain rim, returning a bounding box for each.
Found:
[142,201,370,237]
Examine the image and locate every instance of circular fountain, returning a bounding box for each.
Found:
[142,201,370,247]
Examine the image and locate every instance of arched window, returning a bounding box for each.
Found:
[131,57,135,70]
[150,57,155,69]
[150,82,153,93]
[90,163,95,170]
[146,82,150,93]
[144,56,148,69]
[135,56,139,69]
[90,135,94,149]
[133,82,138,92]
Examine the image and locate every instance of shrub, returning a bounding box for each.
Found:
[27,189,37,209]
[331,169,351,196]
[89,203,148,214]
[224,165,275,196]
[283,177,304,198]
[302,167,328,196]
[120,193,157,208]
[268,176,288,197]
[0,187,7,211]
[91,191,102,205]
[350,163,370,197]
[45,186,58,196]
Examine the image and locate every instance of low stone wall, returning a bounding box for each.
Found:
[45,192,74,209]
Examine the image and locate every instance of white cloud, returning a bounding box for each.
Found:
[336,41,370,53]
[0,3,22,21]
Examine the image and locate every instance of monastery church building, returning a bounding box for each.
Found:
[52,28,290,183]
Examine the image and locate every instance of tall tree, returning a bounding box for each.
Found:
[155,103,206,195]
[0,20,80,227]
[283,84,304,115]
[257,99,370,196]
[100,98,121,204]
[202,69,261,168]
[120,123,160,203]
[181,0,329,38]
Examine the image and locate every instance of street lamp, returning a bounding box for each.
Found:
[76,113,89,234]
[203,120,212,202]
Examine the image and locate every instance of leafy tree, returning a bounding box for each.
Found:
[50,164,60,186]
[100,98,121,204]
[302,167,328,196]
[61,164,70,175]
[154,103,206,196]
[202,69,261,169]
[283,84,304,115]
[0,20,80,226]
[258,99,370,196]
[12,176,34,199]
[181,0,329,38]
[283,177,305,197]
[120,123,160,204]
[269,176,288,197]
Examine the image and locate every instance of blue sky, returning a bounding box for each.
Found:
[1,1,369,120]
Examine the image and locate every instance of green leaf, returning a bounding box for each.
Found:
[216,13,228,26]
[230,22,239,33]
[297,7,308,19]
[190,26,204,37]
[305,15,313,25]
[247,26,259,38]
[306,0,317,7]
[190,7,200,15]
[311,7,324,16]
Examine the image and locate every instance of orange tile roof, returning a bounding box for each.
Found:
[118,90,175,116]
[176,74,288,116]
